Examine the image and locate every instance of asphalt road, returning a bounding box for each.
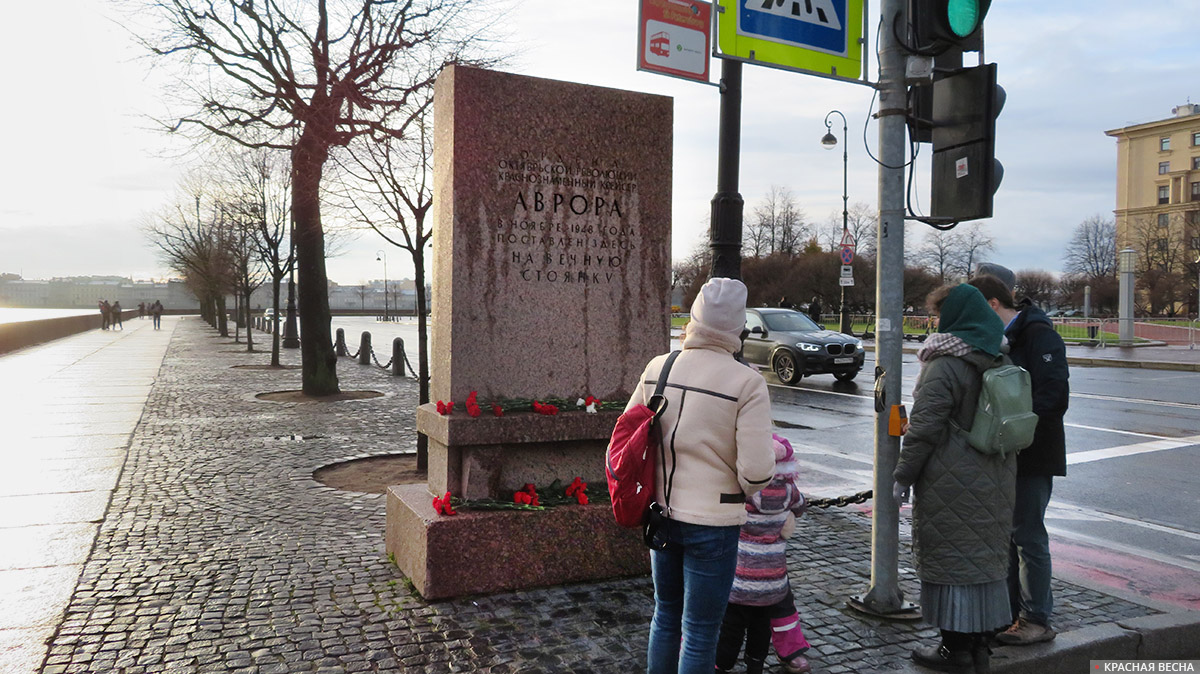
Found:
[764,351,1200,612]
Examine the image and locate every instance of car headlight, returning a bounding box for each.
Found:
[796,342,821,352]
[854,339,863,347]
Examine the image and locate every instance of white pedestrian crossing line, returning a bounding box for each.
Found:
[1066,434,1200,465]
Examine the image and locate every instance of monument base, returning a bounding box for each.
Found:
[386,483,649,600]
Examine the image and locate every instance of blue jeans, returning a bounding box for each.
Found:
[1009,475,1054,625]
[647,520,742,674]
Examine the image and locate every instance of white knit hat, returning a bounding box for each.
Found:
[690,277,747,341]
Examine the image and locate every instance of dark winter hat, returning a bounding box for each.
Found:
[975,262,1015,292]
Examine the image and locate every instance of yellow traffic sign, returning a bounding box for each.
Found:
[715,0,866,82]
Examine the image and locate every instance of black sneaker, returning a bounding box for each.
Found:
[911,643,973,672]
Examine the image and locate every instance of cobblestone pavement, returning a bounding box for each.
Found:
[40,319,1160,673]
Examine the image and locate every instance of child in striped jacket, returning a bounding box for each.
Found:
[715,434,812,674]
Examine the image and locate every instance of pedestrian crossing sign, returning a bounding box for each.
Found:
[715,0,865,82]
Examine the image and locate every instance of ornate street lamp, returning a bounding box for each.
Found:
[822,109,852,334]
[282,219,300,348]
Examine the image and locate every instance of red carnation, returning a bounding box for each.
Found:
[431,492,457,516]
[436,400,446,415]
[492,404,504,417]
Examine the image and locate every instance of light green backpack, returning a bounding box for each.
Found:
[964,364,1038,457]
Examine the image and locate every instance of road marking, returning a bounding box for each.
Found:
[1072,392,1200,411]
[1062,423,1172,440]
[1066,434,1200,465]
[1048,500,1200,543]
[1046,525,1200,575]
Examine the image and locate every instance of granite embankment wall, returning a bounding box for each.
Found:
[0,310,140,355]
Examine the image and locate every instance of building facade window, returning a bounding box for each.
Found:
[1161,136,1172,151]
[1193,181,1200,202]
[1158,213,1170,227]
[1194,131,1200,146]
[1158,185,1170,204]
[1187,211,1199,226]
[1159,161,1171,174]
[1156,238,1169,252]
[1194,156,1200,170]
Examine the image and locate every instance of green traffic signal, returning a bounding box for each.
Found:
[946,0,981,37]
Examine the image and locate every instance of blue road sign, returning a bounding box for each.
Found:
[716,0,864,80]
[740,0,848,55]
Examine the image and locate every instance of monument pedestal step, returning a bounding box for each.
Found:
[386,483,648,600]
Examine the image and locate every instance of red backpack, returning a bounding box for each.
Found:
[606,350,680,528]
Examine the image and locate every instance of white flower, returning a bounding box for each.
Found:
[576,397,586,407]
[585,402,597,414]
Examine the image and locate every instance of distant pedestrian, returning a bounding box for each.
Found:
[894,284,1015,673]
[99,300,110,330]
[969,271,1069,646]
[778,296,795,310]
[138,302,146,319]
[625,277,776,674]
[807,297,822,324]
[151,300,163,330]
[110,301,123,330]
[716,434,812,674]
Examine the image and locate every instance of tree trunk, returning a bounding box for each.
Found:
[217,295,229,336]
[414,246,430,472]
[271,278,282,366]
[244,287,255,352]
[292,128,339,395]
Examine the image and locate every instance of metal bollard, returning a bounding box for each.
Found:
[335,328,347,356]
[359,332,371,365]
[392,338,405,376]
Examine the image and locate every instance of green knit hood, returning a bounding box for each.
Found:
[938,284,1004,357]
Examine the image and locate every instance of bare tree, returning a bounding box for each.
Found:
[223,200,267,352]
[1127,213,1187,314]
[745,186,808,258]
[953,223,996,279]
[820,202,877,258]
[145,178,235,334]
[134,0,494,395]
[914,227,962,283]
[1063,215,1117,278]
[1014,269,1056,308]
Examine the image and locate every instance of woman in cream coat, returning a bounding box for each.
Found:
[625,277,776,674]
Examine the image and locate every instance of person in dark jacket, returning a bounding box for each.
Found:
[806,297,821,323]
[969,271,1069,646]
[894,284,1016,673]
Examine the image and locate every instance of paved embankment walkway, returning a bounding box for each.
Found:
[2,318,1196,673]
[0,316,175,673]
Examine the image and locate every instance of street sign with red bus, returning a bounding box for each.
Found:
[638,0,712,84]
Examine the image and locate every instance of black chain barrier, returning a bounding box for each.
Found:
[401,349,418,377]
[806,490,873,509]
[370,347,394,371]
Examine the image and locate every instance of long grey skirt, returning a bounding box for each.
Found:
[921,579,1011,633]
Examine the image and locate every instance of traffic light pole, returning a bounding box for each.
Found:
[851,0,915,618]
[709,59,743,280]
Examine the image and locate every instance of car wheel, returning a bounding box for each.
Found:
[773,351,802,385]
[833,370,858,383]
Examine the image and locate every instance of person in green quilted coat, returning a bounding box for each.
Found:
[894,284,1017,673]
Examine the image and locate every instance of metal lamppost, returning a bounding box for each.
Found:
[282,220,300,349]
[822,109,852,334]
[376,250,389,322]
[1193,254,1200,350]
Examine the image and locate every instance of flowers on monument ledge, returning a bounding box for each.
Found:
[576,396,602,414]
[492,404,504,417]
[565,477,589,505]
[436,400,455,415]
[431,492,457,516]
[531,400,559,416]
[513,483,540,507]
[465,391,482,418]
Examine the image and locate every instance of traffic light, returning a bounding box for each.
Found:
[909,0,993,53]
[929,63,1004,221]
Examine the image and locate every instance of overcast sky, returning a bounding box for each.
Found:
[0,0,1196,284]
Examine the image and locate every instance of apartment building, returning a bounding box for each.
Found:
[1106,103,1200,258]
[1106,103,1200,314]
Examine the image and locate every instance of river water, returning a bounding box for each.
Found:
[0,308,97,325]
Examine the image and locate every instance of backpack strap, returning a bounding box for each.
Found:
[650,350,681,513]
[648,350,681,422]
